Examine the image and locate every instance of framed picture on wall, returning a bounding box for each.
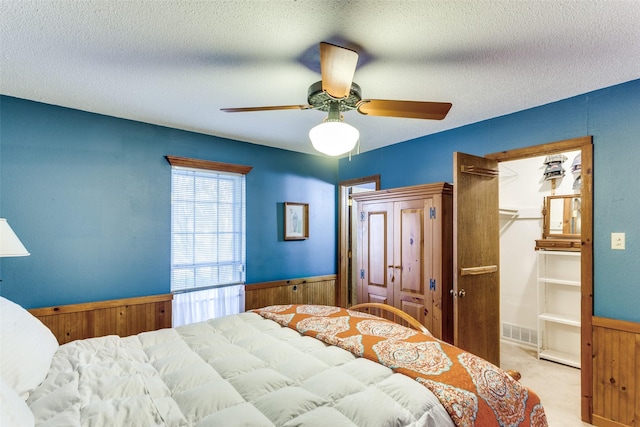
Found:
[284,202,309,240]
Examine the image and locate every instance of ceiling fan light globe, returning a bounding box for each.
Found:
[309,121,359,156]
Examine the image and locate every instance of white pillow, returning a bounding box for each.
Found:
[0,296,59,399]
[0,377,35,427]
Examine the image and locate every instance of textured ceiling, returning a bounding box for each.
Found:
[2,1,639,155]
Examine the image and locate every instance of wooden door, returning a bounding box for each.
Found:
[453,152,500,366]
[357,202,394,306]
[393,199,430,328]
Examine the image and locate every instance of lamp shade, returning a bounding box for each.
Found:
[0,219,30,257]
[309,121,359,156]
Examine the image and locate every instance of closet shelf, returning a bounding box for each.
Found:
[538,250,581,257]
[539,312,580,327]
[539,349,581,368]
[499,207,542,219]
[538,277,581,286]
[499,207,519,215]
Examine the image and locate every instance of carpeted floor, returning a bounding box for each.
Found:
[500,341,592,426]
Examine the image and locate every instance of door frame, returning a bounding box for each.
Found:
[337,175,380,307]
[485,135,593,423]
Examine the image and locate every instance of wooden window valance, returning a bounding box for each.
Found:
[165,155,253,174]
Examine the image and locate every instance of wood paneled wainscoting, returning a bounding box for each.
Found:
[245,275,336,311]
[592,317,640,427]
[29,294,173,345]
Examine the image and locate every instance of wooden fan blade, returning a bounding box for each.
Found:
[221,105,313,112]
[320,42,358,99]
[356,99,452,120]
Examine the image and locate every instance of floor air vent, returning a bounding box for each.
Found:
[502,323,538,346]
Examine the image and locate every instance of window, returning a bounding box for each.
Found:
[167,156,251,325]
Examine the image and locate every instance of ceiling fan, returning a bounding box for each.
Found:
[221,42,452,155]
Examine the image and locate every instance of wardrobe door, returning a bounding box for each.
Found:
[357,201,394,306]
[393,198,430,329]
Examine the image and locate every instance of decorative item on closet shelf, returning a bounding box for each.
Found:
[535,239,581,251]
[284,202,309,240]
[535,194,581,251]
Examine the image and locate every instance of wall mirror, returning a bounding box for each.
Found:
[545,195,581,237]
[536,194,581,251]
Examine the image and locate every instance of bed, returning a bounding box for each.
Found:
[0,296,547,426]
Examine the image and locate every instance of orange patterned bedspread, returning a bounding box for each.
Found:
[253,304,548,427]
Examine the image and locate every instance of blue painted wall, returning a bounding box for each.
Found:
[0,96,338,308]
[3,79,639,322]
[338,78,640,323]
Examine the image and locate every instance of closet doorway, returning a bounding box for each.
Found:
[486,135,593,423]
[336,175,380,307]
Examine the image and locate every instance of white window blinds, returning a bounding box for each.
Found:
[170,167,246,292]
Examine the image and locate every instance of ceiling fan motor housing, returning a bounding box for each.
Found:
[307,80,362,112]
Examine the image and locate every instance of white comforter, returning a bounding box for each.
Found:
[27,312,454,426]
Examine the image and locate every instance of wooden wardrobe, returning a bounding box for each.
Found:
[352,182,453,342]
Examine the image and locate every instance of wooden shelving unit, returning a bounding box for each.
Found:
[537,250,581,368]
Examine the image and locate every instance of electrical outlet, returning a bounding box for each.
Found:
[611,232,625,250]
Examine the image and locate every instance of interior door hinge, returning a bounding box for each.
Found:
[429,278,436,291]
[360,211,365,221]
[348,198,353,207]
[360,269,365,279]
[429,207,436,219]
